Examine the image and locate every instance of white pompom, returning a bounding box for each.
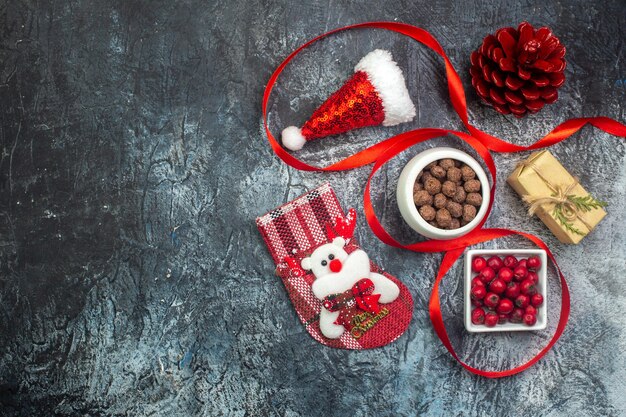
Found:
[281,126,307,151]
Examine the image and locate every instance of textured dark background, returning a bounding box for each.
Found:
[0,0,625,416]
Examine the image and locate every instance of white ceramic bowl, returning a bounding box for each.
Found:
[464,249,548,333]
[396,147,490,240]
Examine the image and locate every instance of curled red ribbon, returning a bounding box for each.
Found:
[262,21,626,377]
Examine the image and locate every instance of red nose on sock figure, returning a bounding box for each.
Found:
[329,259,343,273]
[281,49,416,151]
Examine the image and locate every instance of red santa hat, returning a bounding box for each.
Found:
[281,49,416,151]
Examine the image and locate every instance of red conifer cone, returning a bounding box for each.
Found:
[470,22,566,117]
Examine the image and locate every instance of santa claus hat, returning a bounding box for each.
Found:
[282,49,416,151]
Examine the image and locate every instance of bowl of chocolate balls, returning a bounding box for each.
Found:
[397,147,490,240]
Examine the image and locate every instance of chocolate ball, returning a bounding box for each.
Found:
[428,220,439,228]
[439,159,456,170]
[421,171,434,184]
[446,201,463,218]
[461,165,476,181]
[413,181,424,193]
[453,187,466,203]
[424,177,442,195]
[447,166,462,182]
[414,190,433,206]
[430,165,447,180]
[449,218,461,229]
[441,180,457,197]
[426,161,438,170]
[433,193,448,209]
[464,179,481,193]
[436,208,452,228]
[466,192,483,207]
[454,160,462,168]
[463,204,477,222]
[419,205,436,221]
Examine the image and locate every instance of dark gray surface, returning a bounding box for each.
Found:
[0,0,625,416]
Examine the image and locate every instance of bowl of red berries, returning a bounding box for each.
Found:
[465,249,547,332]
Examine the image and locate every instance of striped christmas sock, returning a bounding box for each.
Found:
[256,183,413,349]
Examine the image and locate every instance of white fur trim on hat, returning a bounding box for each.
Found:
[354,49,416,126]
[281,126,307,151]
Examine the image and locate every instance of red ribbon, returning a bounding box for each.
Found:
[262,21,626,377]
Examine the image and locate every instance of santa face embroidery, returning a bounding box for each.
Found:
[301,237,400,339]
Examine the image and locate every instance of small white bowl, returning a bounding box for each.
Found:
[464,249,548,333]
[396,147,490,240]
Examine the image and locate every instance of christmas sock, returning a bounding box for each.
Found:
[256,183,413,349]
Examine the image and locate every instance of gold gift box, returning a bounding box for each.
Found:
[507,150,606,244]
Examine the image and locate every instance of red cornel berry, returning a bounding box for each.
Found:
[525,305,537,315]
[485,312,499,327]
[527,255,541,270]
[513,265,528,281]
[489,278,507,295]
[505,282,521,299]
[520,279,537,296]
[472,307,486,325]
[472,256,487,272]
[470,22,566,118]
[498,267,514,283]
[487,256,504,271]
[484,293,500,309]
[497,298,514,314]
[471,285,487,300]
[531,293,544,307]
[523,313,537,326]
[510,308,525,323]
[472,298,484,307]
[471,277,485,287]
[515,294,530,309]
[480,267,496,283]
[503,255,518,269]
